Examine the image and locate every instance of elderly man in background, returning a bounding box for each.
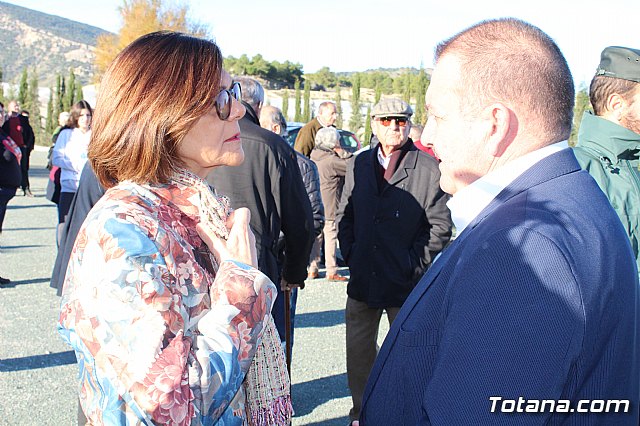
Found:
[574,46,640,275]
[208,78,314,347]
[294,101,337,157]
[310,127,352,281]
[260,105,325,240]
[357,19,639,425]
[259,104,324,352]
[338,98,452,423]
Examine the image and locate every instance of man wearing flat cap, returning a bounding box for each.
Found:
[337,97,452,422]
[574,46,640,274]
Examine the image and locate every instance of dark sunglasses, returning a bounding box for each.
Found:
[214,81,242,121]
[377,116,409,127]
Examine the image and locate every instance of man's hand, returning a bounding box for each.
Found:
[197,207,258,268]
[280,278,305,291]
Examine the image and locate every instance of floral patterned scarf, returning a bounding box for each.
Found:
[173,169,293,425]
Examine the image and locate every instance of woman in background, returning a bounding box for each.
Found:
[0,102,22,285]
[58,32,291,425]
[51,100,92,223]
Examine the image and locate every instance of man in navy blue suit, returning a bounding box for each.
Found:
[357,18,639,425]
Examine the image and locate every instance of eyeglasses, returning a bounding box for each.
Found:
[214,81,242,121]
[377,117,409,127]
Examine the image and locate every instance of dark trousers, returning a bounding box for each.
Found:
[0,187,17,232]
[58,191,75,223]
[345,297,401,422]
[19,147,30,190]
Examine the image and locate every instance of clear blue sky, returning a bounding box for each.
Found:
[3,0,639,86]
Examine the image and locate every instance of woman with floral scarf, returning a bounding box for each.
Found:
[58,32,291,425]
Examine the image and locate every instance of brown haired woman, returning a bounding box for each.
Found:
[58,32,291,425]
[51,100,93,223]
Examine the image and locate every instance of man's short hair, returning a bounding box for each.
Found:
[318,101,336,115]
[261,105,287,131]
[435,18,574,142]
[234,76,264,110]
[589,76,639,116]
[89,31,224,188]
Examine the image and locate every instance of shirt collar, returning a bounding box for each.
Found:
[317,116,328,127]
[447,140,569,234]
[376,145,392,169]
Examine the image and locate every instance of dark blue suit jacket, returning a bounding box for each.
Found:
[360,149,640,425]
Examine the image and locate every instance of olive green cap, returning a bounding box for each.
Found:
[595,46,640,83]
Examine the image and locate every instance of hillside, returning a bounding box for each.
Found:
[0,1,109,85]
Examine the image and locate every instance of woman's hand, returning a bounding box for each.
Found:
[197,207,258,268]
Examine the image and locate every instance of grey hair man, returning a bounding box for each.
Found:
[234,76,264,116]
[573,46,640,275]
[355,19,638,425]
[208,78,314,346]
[260,105,288,137]
[294,101,337,157]
[259,104,325,354]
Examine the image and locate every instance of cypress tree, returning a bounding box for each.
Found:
[294,78,302,122]
[303,79,311,122]
[281,89,289,121]
[349,74,362,132]
[27,69,43,144]
[569,87,591,146]
[46,89,55,137]
[413,69,428,125]
[75,84,84,103]
[402,73,412,104]
[18,68,28,105]
[61,75,68,111]
[374,82,382,105]
[363,105,372,147]
[66,69,76,108]
[334,86,343,129]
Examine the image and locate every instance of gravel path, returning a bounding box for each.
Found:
[0,149,390,425]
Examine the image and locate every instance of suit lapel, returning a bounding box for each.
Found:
[386,150,417,187]
[362,148,582,409]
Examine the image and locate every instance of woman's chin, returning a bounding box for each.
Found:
[217,150,245,168]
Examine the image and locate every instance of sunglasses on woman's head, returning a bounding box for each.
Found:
[214,81,242,121]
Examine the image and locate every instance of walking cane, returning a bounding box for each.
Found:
[283,283,292,377]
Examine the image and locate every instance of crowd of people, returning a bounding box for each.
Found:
[1,17,639,426]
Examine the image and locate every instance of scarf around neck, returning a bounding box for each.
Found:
[172,168,293,425]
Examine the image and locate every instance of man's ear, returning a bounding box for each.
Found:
[605,93,626,122]
[483,103,516,157]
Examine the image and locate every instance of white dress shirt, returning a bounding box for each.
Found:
[447,141,569,235]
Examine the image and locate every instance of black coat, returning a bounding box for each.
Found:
[207,106,314,285]
[50,164,105,295]
[337,143,452,308]
[296,151,324,237]
[0,130,21,188]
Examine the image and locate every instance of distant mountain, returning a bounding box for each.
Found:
[0,1,110,86]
